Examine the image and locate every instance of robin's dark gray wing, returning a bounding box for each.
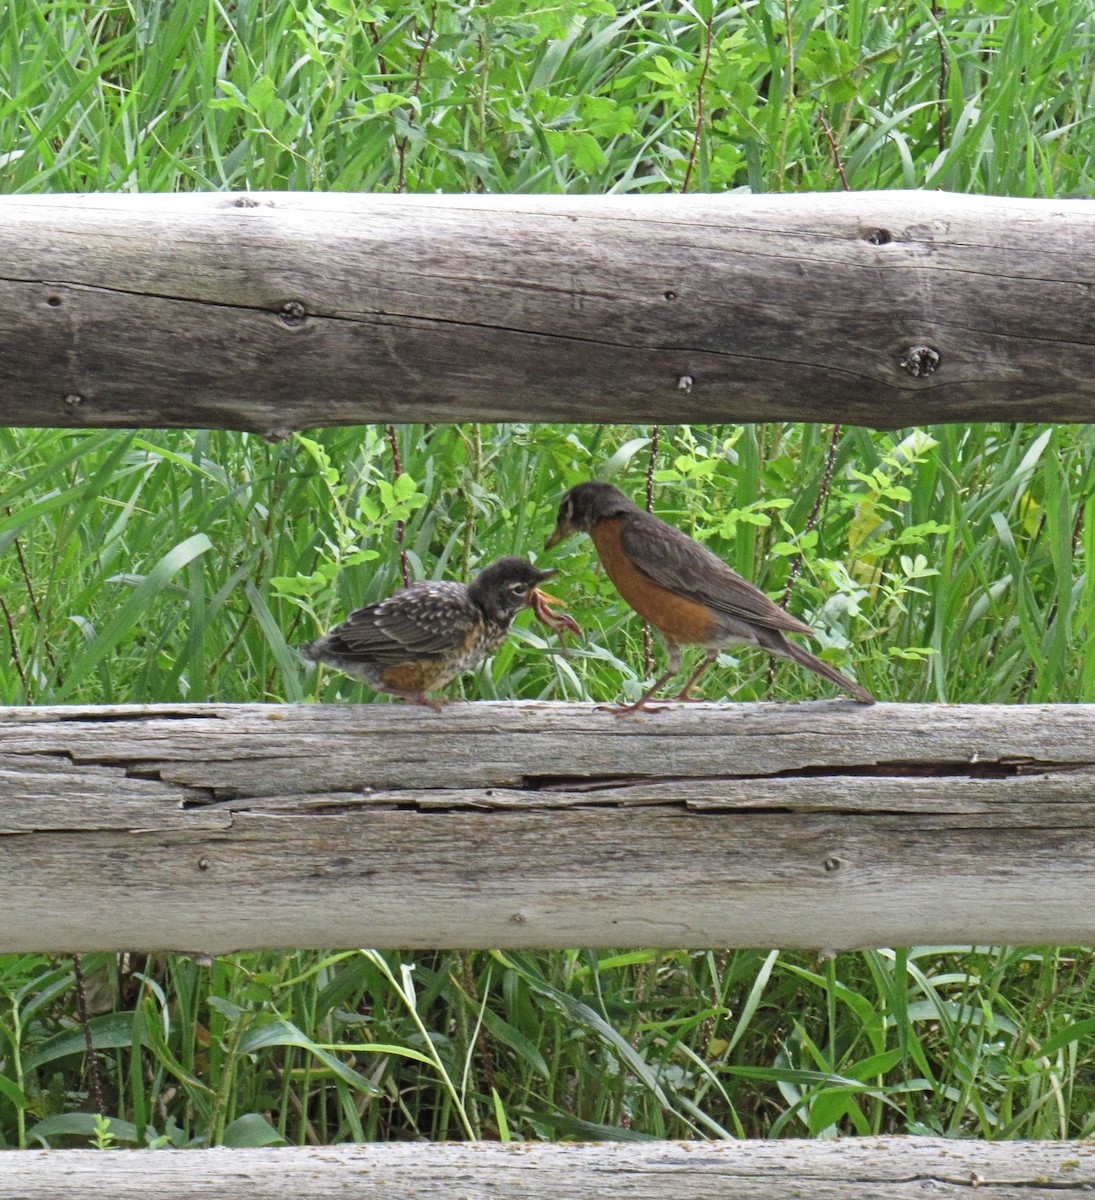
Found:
[619,510,816,636]
[321,581,479,665]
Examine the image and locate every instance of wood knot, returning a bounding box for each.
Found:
[900,345,941,378]
[864,228,893,245]
[278,301,307,327]
[63,393,83,407]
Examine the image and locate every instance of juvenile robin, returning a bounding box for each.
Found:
[545,481,875,713]
[302,557,578,708]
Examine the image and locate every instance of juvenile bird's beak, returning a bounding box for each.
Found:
[526,568,559,605]
[531,585,565,607]
[544,521,572,550]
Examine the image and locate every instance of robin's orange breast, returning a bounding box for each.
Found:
[591,517,719,645]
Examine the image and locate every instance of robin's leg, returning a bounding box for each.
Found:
[394,691,447,711]
[600,642,683,716]
[673,650,718,700]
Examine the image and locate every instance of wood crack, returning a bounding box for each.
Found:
[21,274,901,387]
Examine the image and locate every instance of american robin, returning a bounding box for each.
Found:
[302,557,577,709]
[545,481,876,713]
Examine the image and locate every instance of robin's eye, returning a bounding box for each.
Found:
[510,581,528,595]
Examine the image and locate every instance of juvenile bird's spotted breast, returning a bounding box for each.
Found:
[379,622,493,694]
[381,661,437,692]
[591,517,719,644]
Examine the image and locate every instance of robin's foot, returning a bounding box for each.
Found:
[596,699,668,716]
[399,693,447,711]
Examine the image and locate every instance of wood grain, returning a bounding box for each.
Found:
[0,1138,1092,1198]
[1,191,1094,431]
[2,701,1095,952]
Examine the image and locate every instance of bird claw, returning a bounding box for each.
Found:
[596,700,668,716]
[399,694,448,711]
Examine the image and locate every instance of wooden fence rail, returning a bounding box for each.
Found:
[1,190,1094,432]
[1,1138,1093,1198]
[4,700,1094,953]
[3,188,1094,1183]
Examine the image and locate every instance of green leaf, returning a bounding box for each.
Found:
[373,92,409,115]
[25,1011,141,1072]
[221,1113,288,1147]
[28,1114,141,1146]
[57,533,213,701]
[238,1017,381,1094]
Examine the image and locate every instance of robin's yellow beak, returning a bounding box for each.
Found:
[544,519,573,550]
[531,586,566,607]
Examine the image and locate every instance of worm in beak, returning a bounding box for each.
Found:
[531,587,582,647]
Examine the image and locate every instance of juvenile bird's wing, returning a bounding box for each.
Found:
[619,510,816,636]
[322,582,478,664]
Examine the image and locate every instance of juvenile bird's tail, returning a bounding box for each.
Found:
[769,634,876,704]
[299,639,325,663]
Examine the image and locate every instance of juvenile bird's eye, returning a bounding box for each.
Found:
[510,581,528,595]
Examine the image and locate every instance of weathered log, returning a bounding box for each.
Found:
[2,701,1094,953]
[1,191,1094,432]
[0,1139,1092,1198]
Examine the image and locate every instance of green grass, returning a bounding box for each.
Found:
[0,0,1093,1149]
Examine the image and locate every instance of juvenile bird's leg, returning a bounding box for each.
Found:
[599,644,683,716]
[673,650,718,701]
[396,692,447,711]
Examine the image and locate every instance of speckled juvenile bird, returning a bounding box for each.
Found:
[301,557,574,709]
[545,481,875,713]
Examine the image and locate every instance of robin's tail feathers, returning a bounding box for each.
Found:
[778,638,876,704]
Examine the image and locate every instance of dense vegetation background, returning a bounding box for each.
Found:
[0,0,1093,1148]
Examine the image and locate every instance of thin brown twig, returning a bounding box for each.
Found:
[932,2,948,154]
[72,953,105,1117]
[781,424,843,611]
[386,425,411,588]
[767,423,843,697]
[0,594,28,698]
[396,3,438,193]
[681,17,715,194]
[6,509,57,672]
[642,425,661,676]
[817,109,850,191]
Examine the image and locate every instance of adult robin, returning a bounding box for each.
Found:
[302,556,578,708]
[545,481,875,713]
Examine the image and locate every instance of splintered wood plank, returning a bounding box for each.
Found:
[0,701,1093,952]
